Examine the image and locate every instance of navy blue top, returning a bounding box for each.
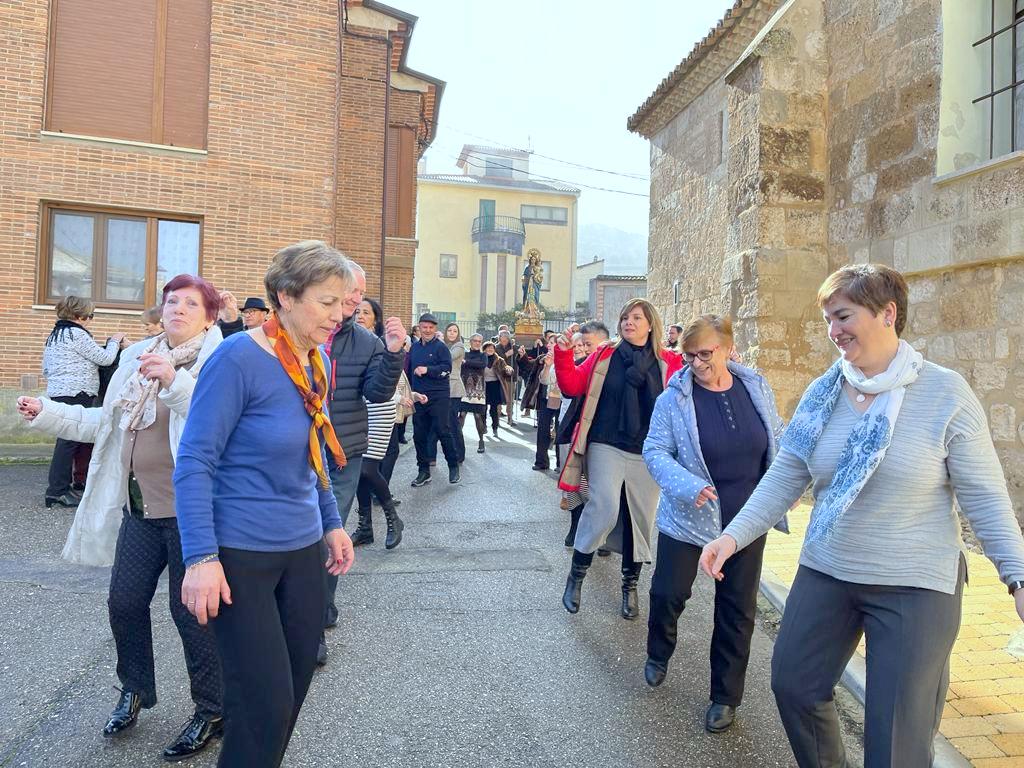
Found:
[174,333,342,566]
[692,378,769,528]
[406,336,452,398]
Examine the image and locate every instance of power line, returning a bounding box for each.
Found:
[439,151,649,198]
[438,124,650,181]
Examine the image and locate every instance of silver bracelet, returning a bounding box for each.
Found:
[187,554,219,570]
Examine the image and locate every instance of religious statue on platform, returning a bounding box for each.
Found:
[521,249,544,310]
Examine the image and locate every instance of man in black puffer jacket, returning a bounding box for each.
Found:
[320,263,405,663]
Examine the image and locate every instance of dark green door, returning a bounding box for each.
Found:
[479,199,496,230]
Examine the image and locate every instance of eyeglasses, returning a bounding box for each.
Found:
[682,345,719,363]
[84,313,95,320]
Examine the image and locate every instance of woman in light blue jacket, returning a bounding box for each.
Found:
[642,314,787,734]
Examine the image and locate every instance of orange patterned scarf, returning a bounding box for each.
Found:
[263,316,346,488]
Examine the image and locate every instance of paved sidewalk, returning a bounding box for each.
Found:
[762,506,1024,768]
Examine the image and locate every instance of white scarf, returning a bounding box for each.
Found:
[116,330,207,432]
[782,339,923,542]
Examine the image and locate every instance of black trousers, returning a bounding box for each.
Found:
[46,391,95,497]
[413,397,458,469]
[356,457,394,509]
[213,543,325,768]
[534,401,557,468]
[108,512,222,716]
[426,396,466,463]
[771,563,964,768]
[379,427,401,485]
[647,531,766,707]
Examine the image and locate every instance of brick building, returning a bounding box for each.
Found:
[630,0,1024,517]
[0,0,442,434]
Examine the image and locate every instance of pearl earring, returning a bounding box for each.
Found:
[884,320,892,327]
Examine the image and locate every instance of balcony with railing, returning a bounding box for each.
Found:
[471,215,525,256]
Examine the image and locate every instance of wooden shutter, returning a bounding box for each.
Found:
[385,128,400,237]
[162,0,211,148]
[47,0,157,142]
[385,126,415,238]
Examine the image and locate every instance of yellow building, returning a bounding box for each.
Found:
[414,145,580,330]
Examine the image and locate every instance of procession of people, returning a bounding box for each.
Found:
[17,252,1024,768]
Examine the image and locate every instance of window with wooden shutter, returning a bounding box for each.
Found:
[45,0,210,148]
[385,126,416,238]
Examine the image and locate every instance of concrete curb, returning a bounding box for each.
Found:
[0,443,53,462]
[759,570,972,768]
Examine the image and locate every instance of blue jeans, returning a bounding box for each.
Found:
[324,455,363,627]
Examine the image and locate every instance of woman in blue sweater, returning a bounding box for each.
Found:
[175,241,356,768]
[642,314,786,734]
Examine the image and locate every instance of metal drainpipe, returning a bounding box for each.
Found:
[341,0,393,302]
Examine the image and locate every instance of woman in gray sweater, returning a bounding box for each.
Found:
[700,263,1024,768]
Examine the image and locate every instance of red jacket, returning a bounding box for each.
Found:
[553,342,683,491]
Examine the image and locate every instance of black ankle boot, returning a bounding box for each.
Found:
[621,563,642,620]
[563,505,583,548]
[477,438,485,453]
[383,502,404,549]
[103,689,141,737]
[350,507,374,547]
[562,551,593,613]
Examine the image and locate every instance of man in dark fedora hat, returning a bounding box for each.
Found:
[240,297,270,329]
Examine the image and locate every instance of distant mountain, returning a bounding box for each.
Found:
[577,224,647,275]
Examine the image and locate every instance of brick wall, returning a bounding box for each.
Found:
[0,0,340,398]
[0,1,433,437]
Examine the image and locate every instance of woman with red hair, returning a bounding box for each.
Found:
[17,274,226,762]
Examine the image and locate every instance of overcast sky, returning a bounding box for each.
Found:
[394,0,734,239]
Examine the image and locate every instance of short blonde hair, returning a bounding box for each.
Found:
[681,314,733,348]
[817,263,908,336]
[55,296,94,321]
[264,240,353,311]
[615,298,664,356]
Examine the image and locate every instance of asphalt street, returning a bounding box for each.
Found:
[0,420,848,767]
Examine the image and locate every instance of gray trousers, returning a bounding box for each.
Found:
[771,562,965,768]
[574,443,659,561]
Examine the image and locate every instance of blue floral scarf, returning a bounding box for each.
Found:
[781,340,923,542]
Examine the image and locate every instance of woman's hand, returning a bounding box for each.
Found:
[413,392,429,404]
[1014,589,1024,624]
[695,486,718,508]
[137,353,176,390]
[325,528,355,576]
[16,396,42,422]
[182,560,232,626]
[699,535,737,581]
[111,332,127,348]
[218,291,239,322]
[400,396,414,409]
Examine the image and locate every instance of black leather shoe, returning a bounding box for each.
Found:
[103,689,141,737]
[531,463,549,471]
[705,702,736,733]
[162,712,224,762]
[411,471,431,487]
[449,465,460,484]
[597,548,611,557]
[316,639,328,666]
[644,659,667,687]
[45,493,79,509]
